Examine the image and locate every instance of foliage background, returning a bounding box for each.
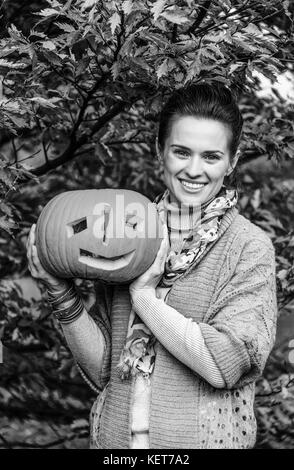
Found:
[0,0,294,448]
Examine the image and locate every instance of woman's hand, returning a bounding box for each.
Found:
[129,223,169,303]
[26,224,70,291]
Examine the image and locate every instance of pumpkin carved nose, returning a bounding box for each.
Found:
[102,206,111,245]
[92,203,112,242]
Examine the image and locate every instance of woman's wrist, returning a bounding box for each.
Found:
[130,286,156,306]
[43,278,73,293]
[46,281,84,324]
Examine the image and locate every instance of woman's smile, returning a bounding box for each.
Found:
[179,179,207,192]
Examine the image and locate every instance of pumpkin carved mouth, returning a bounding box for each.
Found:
[78,248,135,270]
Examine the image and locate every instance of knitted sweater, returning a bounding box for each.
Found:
[87,207,277,449]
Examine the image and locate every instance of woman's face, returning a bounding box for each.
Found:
[160,116,237,206]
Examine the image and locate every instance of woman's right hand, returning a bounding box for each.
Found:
[26,224,70,291]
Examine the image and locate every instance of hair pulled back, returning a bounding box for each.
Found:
[157,82,243,161]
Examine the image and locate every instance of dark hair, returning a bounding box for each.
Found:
[157,82,243,161]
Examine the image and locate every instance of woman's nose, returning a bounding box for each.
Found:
[185,155,203,178]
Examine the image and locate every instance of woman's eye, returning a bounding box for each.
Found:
[174,149,190,158]
[204,154,220,161]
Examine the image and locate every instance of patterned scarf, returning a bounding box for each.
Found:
[117,186,238,381]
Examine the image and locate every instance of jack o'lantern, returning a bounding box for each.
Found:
[35,189,164,283]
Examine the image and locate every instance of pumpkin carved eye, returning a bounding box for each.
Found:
[125,212,143,231]
[67,217,87,238]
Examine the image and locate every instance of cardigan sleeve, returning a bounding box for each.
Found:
[61,310,106,393]
[73,280,113,391]
[133,292,225,388]
[199,234,278,389]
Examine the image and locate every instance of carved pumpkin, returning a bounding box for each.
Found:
[35,189,163,283]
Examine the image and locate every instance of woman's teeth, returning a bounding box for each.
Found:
[180,180,205,190]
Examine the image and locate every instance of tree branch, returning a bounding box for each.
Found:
[70,73,111,141]
[187,0,212,35]
[11,138,18,165]
[171,24,178,43]
[187,1,255,38]
[87,100,131,139]
[30,99,132,176]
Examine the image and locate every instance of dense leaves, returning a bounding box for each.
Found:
[0,0,293,180]
[0,0,293,448]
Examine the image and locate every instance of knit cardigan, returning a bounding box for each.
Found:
[88,207,277,449]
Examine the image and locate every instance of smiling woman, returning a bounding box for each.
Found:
[157,83,242,207]
[26,82,277,449]
[160,117,235,205]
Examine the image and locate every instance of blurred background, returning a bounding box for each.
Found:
[0,0,293,449]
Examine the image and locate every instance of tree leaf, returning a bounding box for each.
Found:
[0,169,15,188]
[36,8,58,17]
[129,56,150,72]
[283,0,292,18]
[220,0,232,12]
[143,31,169,48]
[200,48,217,61]
[70,419,89,430]
[122,0,133,15]
[0,216,17,233]
[0,202,14,218]
[111,61,120,80]
[204,44,224,59]
[8,114,28,128]
[0,59,28,69]
[8,24,28,43]
[174,71,184,82]
[55,22,76,33]
[229,63,243,74]
[243,24,262,36]
[109,12,121,35]
[119,34,136,57]
[151,0,167,21]
[30,97,58,108]
[95,142,113,164]
[184,53,201,83]
[250,189,261,210]
[42,49,63,66]
[81,0,98,10]
[156,58,169,79]
[161,11,189,25]
[42,40,56,51]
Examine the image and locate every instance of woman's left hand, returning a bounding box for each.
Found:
[129,223,169,302]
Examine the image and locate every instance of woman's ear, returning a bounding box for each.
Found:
[227,149,240,176]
